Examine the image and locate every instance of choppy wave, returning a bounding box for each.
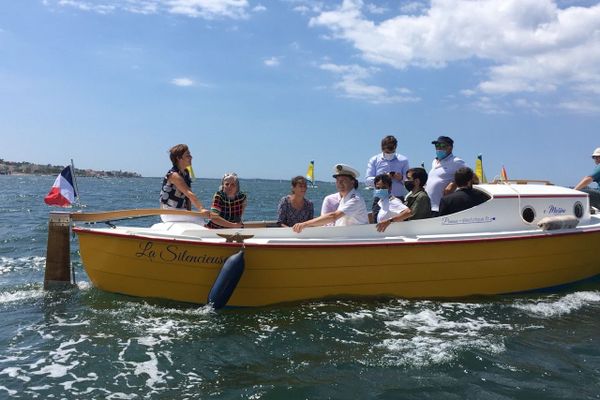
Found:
[0,287,45,304]
[0,256,45,275]
[513,291,600,317]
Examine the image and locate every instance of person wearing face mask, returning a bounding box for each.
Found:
[372,174,411,227]
[365,135,410,200]
[439,167,489,216]
[425,136,467,215]
[403,167,432,220]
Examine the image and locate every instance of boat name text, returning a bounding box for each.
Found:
[135,241,226,265]
[544,205,566,215]
[441,216,496,225]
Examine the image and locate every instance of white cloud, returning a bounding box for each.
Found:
[399,1,428,15]
[365,3,387,14]
[48,0,250,19]
[319,62,420,104]
[252,4,267,12]
[264,56,281,67]
[171,77,195,87]
[559,99,600,114]
[308,0,600,112]
[56,0,116,14]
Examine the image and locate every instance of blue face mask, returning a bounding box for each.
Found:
[373,188,388,198]
[436,150,448,159]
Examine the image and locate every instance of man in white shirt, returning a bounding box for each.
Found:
[293,164,368,232]
[426,136,467,214]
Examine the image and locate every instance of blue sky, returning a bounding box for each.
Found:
[1,0,599,185]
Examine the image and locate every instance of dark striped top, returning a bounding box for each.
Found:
[205,191,247,229]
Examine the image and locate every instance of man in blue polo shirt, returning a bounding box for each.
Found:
[365,135,410,200]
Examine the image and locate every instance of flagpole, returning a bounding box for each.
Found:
[70,159,81,206]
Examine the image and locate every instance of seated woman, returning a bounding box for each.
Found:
[372,174,412,232]
[205,173,247,229]
[159,144,210,223]
[277,176,314,227]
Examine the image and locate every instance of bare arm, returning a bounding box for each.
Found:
[443,181,457,196]
[375,208,412,232]
[207,197,246,229]
[169,172,205,211]
[575,176,593,191]
[209,215,243,228]
[293,210,344,233]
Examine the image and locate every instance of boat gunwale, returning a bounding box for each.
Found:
[72,223,600,249]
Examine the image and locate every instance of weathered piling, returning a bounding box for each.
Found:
[44,211,74,289]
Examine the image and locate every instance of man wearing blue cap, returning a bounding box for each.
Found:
[426,136,467,215]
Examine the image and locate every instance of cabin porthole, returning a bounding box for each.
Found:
[574,202,584,219]
[522,206,536,223]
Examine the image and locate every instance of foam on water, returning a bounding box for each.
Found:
[373,302,510,367]
[513,290,600,317]
[0,256,45,275]
[0,288,44,304]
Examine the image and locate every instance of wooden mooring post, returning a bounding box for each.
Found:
[44,211,75,289]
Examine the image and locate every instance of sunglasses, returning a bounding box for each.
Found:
[434,143,448,149]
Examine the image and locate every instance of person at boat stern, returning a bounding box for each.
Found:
[574,147,600,210]
[365,135,410,213]
[439,167,489,216]
[205,173,247,229]
[292,164,368,232]
[160,144,211,223]
[426,135,467,216]
[277,176,314,227]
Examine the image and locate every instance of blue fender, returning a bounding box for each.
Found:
[207,250,245,309]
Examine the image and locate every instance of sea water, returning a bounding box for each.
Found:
[1,175,600,399]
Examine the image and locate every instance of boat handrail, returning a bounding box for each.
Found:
[490,179,553,185]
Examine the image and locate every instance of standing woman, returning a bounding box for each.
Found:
[160,144,209,223]
[205,173,247,229]
[277,176,314,227]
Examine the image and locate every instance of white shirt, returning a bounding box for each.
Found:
[321,192,341,215]
[335,189,369,226]
[376,196,409,223]
[426,154,466,212]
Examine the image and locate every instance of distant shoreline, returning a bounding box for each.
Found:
[0,159,141,178]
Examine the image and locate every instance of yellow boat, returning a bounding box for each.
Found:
[72,183,600,307]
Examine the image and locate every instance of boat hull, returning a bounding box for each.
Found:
[75,228,600,306]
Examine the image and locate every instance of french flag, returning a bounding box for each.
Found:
[44,166,77,207]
